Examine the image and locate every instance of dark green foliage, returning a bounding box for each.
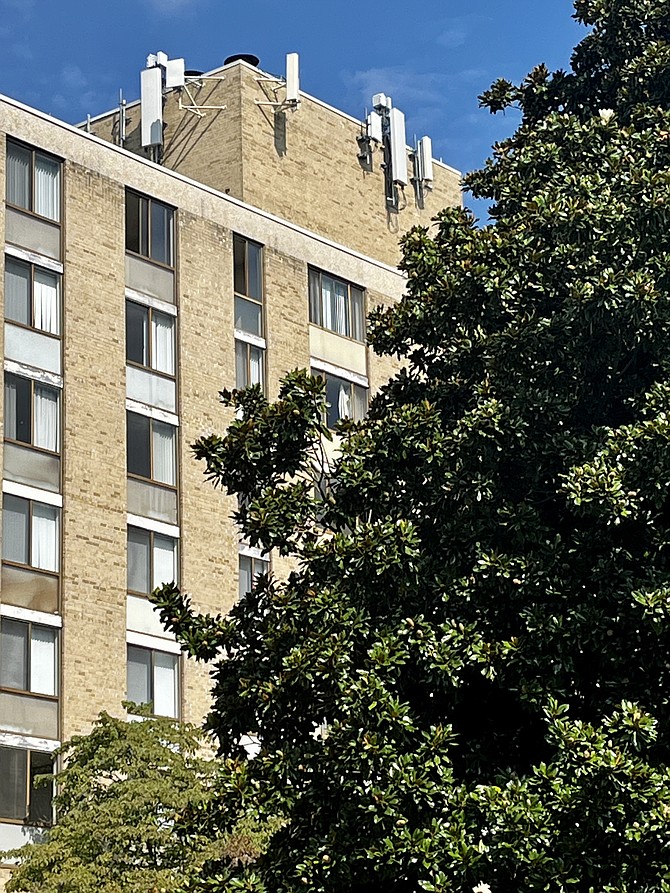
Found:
[153,2,670,890]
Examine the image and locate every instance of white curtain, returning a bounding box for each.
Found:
[334,281,348,336]
[127,528,150,593]
[153,652,178,717]
[152,313,174,375]
[153,535,177,589]
[34,155,60,222]
[34,270,60,335]
[152,421,176,486]
[250,346,263,388]
[2,496,28,564]
[4,379,17,440]
[321,277,334,331]
[127,646,151,705]
[337,382,351,420]
[32,503,59,572]
[5,261,30,325]
[6,144,30,209]
[30,626,57,695]
[34,386,59,452]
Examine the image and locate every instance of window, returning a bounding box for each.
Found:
[5,257,61,335]
[127,527,178,595]
[309,269,365,341]
[233,235,263,337]
[0,746,53,823]
[6,140,61,223]
[126,301,175,376]
[238,554,269,601]
[2,495,60,573]
[125,191,174,266]
[4,373,60,453]
[235,340,264,391]
[312,369,368,428]
[127,412,177,487]
[0,617,57,696]
[127,645,179,718]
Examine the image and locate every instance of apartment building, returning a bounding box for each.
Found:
[0,51,460,869]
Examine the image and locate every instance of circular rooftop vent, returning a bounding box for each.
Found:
[224,53,260,67]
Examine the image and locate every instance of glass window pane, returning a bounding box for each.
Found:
[324,374,343,428]
[33,268,60,335]
[153,535,177,589]
[151,311,175,375]
[5,259,30,326]
[34,384,60,452]
[127,412,151,478]
[126,191,141,254]
[247,242,262,300]
[127,645,151,705]
[333,280,349,337]
[128,527,150,593]
[249,346,264,389]
[126,302,149,366]
[28,751,52,824]
[351,288,365,342]
[239,555,252,601]
[152,421,176,486]
[5,373,32,444]
[0,618,29,690]
[308,269,321,326]
[30,626,57,695]
[353,384,368,421]
[34,155,60,222]
[3,494,29,564]
[6,143,31,210]
[234,296,262,336]
[153,651,178,717]
[0,746,27,820]
[233,234,246,295]
[235,340,247,389]
[151,201,173,266]
[31,503,59,572]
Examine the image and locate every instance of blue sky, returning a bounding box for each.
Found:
[0,0,584,218]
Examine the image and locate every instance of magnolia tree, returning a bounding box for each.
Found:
[155,1,670,890]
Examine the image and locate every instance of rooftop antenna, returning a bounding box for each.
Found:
[411,135,433,209]
[364,93,408,210]
[256,52,302,111]
[119,89,127,147]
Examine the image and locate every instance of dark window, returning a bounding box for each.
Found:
[6,140,61,223]
[126,300,175,376]
[309,268,365,341]
[126,411,177,486]
[0,617,57,695]
[4,373,60,452]
[233,235,263,337]
[313,369,368,428]
[5,257,61,335]
[0,745,53,824]
[125,191,174,266]
[2,494,60,573]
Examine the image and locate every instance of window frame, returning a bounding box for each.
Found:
[127,525,179,597]
[238,553,269,601]
[125,190,175,269]
[125,299,177,380]
[0,744,54,825]
[308,267,366,342]
[233,234,264,337]
[4,371,61,456]
[4,255,62,338]
[235,338,265,392]
[126,644,180,719]
[0,616,58,699]
[126,410,178,490]
[2,493,61,577]
[5,138,63,225]
[312,368,368,428]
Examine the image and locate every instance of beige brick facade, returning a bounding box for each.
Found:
[0,55,460,871]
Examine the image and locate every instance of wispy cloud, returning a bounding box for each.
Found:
[436,14,491,50]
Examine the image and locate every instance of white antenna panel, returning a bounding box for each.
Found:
[146,53,158,68]
[166,58,185,89]
[389,107,408,185]
[372,92,391,111]
[156,51,169,68]
[141,66,164,147]
[418,136,433,182]
[367,111,382,143]
[286,53,300,103]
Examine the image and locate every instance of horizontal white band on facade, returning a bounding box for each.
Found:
[309,357,369,388]
[125,398,179,427]
[238,541,269,560]
[126,629,183,655]
[0,731,60,752]
[127,513,181,538]
[3,479,63,507]
[5,242,64,275]
[4,358,63,389]
[234,329,267,350]
[0,603,62,628]
[125,287,178,317]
